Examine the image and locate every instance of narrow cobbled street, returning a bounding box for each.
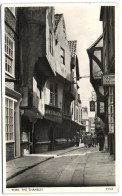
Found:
[3,4,117,193]
[7,146,115,188]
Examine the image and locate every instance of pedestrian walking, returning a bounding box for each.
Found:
[83,133,88,148]
[87,133,92,147]
[73,135,76,146]
[92,132,97,147]
[98,130,105,151]
[94,133,98,147]
[76,131,80,147]
[81,134,83,143]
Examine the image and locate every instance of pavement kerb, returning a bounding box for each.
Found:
[6,157,53,181]
[57,145,84,156]
[6,145,85,182]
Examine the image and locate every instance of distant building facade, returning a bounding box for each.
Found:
[89,117,95,133]
[81,107,89,132]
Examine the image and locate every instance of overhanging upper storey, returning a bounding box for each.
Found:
[87,34,103,87]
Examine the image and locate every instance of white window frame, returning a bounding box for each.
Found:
[5,96,16,143]
[8,7,16,16]
[5,33,15,77]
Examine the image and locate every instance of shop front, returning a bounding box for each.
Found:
[34,104,63,152]
[102,74,115,156]
[20,109,43,156]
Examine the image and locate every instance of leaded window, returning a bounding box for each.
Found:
[5,97,14,141]
[50,83,57,107]
[5,34,14,76]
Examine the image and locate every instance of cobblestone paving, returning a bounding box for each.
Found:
[6,147,115,187]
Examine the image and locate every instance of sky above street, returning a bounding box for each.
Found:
[55,4,102,117]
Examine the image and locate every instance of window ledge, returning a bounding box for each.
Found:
[5,141,15,144]
[35,141,51,144]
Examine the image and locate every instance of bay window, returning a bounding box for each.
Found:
[50,83,57,107]
[5,34,14,76]
[5,97,15,141]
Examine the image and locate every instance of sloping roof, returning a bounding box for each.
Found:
[68,40,77,57]
[54,14,63,31]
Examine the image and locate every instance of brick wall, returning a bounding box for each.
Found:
[6,143,14,161]
[5,8,16,32]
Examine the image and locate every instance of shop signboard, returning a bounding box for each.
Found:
[45,104,62,123]
[102,74,115,86]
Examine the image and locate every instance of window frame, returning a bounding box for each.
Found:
[50,83,58,107]
[60,47,65,65]
[5,33,15,77]
[5,96,16,143]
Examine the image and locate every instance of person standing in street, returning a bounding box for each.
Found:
[73,135,76,146]
[83,133,88,148]
[76,131,80,147]
[92,132,97,147]
[87,133,92,147]
[94,132,98,147]
[98,130,105,151]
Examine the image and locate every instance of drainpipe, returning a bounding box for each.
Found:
[31,119,37,154]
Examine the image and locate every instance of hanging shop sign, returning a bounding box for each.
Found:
[90,100,95,111]
[102,74,115,86]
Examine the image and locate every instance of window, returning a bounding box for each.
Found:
[5,97,14,141]
[50,83,57,107]
[5,34,14,76]
[8,7,15,16]
[49,30,53,55]
[60,47,65,65]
